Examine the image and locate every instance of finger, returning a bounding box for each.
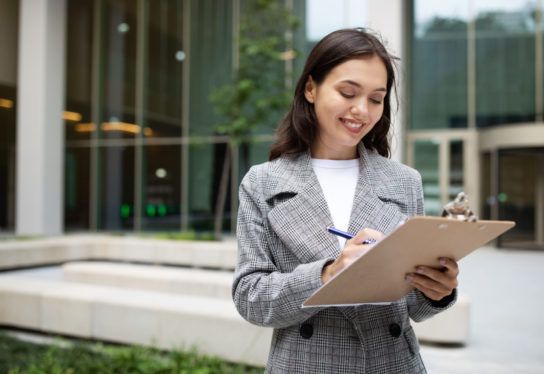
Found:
[407,274,452,300]
[414,266,458,287]
[351,228,384,245]
[438,257,459,275]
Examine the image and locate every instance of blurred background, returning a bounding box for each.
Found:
[0,0,542,250]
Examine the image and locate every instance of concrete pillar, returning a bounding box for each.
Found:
[16,0,66,235]
[366,0,406,163]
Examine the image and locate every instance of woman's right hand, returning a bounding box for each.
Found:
[321,228,384,283]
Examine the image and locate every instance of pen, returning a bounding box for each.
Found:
[327,226,377,244]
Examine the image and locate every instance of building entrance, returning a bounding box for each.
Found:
[483,148,544,249]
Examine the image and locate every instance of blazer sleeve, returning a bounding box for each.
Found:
[407,170,458,321]
[232,168,330,328]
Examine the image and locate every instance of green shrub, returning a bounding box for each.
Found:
[0,333,263,374]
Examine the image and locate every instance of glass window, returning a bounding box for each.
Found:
[65,147,91,231]
[305,0,367,53]
[145,0,184,138]
[101,0,138,140]
[99,146,135,230]
[449,140,464,200]
[188,143,231,231]
[65,0,94,142]
[0,0,18,232]
[498,149,538,246]
[188,0,233,136]
[412,0,469,129]
[480,152,492,220]
[414,140,440,216]
[237,140,272,183]
[141,145,181,230]
[475,1,537,127]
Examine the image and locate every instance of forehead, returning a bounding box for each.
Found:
[323,56,388,89]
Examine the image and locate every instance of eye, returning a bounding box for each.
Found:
[370,97,383,104]
[340,91,355,99]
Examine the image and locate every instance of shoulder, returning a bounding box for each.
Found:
[364,149,422,184]
[240,152,308,200]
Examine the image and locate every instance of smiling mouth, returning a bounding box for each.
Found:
[341,118,365,129]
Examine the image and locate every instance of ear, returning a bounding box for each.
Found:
[304,76,316,104]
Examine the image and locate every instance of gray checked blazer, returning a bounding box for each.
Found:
[233,143,457,373]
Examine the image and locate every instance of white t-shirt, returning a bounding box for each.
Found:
[311,158,359,248]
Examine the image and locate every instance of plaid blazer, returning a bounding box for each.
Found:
[233,143,456,373]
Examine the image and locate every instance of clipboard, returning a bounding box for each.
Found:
[302,216,515,307]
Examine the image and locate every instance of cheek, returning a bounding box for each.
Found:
[370,107,385,125]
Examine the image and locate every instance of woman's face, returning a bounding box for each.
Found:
[305,55,387,160]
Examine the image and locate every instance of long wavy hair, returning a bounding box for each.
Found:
[269,28,398,161]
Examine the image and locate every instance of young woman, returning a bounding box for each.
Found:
[233,28,459,373]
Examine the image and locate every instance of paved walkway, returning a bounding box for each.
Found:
[3,246,544,373]
[420,247,544,373]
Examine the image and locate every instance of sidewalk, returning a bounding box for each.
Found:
[420,247,544,373]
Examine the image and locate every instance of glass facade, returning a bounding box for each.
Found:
[4,1,542,247]
[474,1,537,127]
[413,140,440,216]
[412,0,469,129]
[411,0,544,249]
[63,0,311,234]
[411,0,539,129]
[64,0,235,233]
[60,0,371,235]
[0,0,18,232]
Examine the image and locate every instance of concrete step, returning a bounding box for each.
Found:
[0,275,271,367]
[62,261,233,300]
[0,235,237,271]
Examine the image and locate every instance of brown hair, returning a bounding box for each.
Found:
[269,28,398,161]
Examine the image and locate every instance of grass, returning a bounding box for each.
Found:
[0,333,264,374]
[143,231,216,241]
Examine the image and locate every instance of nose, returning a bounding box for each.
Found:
[350,97,369,118]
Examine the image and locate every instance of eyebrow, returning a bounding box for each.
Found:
[340,79,387,92]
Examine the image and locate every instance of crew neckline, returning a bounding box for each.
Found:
[311,158,359,169]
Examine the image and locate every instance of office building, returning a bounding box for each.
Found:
[0,0,542,249]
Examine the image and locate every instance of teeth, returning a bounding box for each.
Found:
[342,119,363,128]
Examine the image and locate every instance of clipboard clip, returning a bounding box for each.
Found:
[441,192,478,222]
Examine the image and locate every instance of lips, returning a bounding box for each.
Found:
[340,118,366,133]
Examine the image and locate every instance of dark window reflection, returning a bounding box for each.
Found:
[102,0,138,140]
[141,145,182,230]
[65,0,93,142]
[411,1,468,129]
[475,6,536,127]
[99,146,135,230]
[146,0,184,138]
[188,143,231,232]
[498,148,542,248]
[65,147,91,231]
[0,0,18,232]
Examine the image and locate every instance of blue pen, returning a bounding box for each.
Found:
[327,226,377,245]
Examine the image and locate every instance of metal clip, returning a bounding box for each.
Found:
[441,192,478,222]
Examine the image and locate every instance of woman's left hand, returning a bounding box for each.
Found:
[405,257,459,301]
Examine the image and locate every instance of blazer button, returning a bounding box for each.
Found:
[300,323,313,339]
[389,323,402,338]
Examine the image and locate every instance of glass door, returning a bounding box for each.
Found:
[484,148,544,249]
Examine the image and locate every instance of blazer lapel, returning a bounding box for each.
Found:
[348,144,408,236]
[266,151,341,264]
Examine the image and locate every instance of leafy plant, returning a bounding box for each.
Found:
[0,333,264,374]
[210,0,300,240]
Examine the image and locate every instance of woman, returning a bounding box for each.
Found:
[233,28,459,373]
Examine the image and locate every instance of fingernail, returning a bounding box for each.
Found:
[416,267,424,274]
[439,258,447,266]
[405,274,414,282]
